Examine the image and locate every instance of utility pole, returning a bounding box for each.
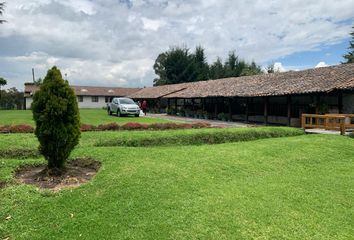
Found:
[32,68,35,82]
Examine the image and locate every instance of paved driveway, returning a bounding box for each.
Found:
[148,114,255,128]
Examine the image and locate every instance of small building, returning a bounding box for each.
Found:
[128,63,354,127]
[24,83,141,109]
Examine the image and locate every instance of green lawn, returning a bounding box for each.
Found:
[0,109,173,126]
[1,128,353,239]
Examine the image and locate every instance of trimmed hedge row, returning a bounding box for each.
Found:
[0,149,41,159]
[96,127,305,147]
[81,122,212,131]
[0,122,212,134]
[0,124,34,133]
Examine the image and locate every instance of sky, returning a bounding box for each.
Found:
[0,0,353,90]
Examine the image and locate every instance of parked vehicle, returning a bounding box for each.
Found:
[107,97,140,117]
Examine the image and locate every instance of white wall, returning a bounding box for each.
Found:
[343,93,354,114]
[25,97,33,109]
[25,96,108,109]
[77,96,107,108]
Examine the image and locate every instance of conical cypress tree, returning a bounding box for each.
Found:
[343,26,354,64]
[32,66,80,174]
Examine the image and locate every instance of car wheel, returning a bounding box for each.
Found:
[117,109,121,117]
[108,108,112,115]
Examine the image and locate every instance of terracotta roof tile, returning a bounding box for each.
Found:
[24,83,141,97]
[129,63,354,99]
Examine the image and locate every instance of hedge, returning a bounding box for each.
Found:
[95,127,305,147]
[0,122,212,133]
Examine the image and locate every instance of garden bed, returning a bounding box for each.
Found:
[15,157,100,191]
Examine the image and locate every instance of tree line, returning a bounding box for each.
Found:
[153,46,263,86]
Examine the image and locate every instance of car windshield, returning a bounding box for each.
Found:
[119,98,135,104]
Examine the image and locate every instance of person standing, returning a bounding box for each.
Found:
[141,99,148,115]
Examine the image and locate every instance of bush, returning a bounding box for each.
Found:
[191,122,211,129]
[349,132,354,138]
[97,122,119,131]
[80,124,96,132]
[9,124,34,133]
[96,127,305,147]
[32,66,81,172]
[121,122,148,130]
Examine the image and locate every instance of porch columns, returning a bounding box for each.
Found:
[264,96,268,125]
[167,98,170,110]
[174,98,177,111]
[287,95,291,126]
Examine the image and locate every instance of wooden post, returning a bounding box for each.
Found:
[301,114,305,128]
[287,95,291,126]
[167,98,170,110]
[245,98,249,123]
[338,92,343,114]
[340,118,345,135]
[264,97,268,125]
[175,98,177,112]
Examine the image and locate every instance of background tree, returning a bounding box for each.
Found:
[241,61,262,76]
[153,45,263,85]
[33,77,43,86]
[0,2,6,24]
[0,87,24,109]
[266,63,275,73]
[224,51,238,77]
[32,66,80,175]
[209,57,225,79]
[0,77,7,99]
[153,46,197,85]
[193,46,209,81]
[343,26,354,64]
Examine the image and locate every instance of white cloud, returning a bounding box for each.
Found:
[315,61,328,68]
[273,62,286,72]
[141,17,166,31]
[0,0,353,90]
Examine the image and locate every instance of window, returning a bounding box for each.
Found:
[119,98,135,104]
[77,96,83,102]
[105,96,111,103]
[92,96,99,102]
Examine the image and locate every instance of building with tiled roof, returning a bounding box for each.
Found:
[24,83,141,109]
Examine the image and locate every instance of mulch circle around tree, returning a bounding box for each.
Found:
[15,157,101,191]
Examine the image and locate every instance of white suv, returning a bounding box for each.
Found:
[107,97,140,117]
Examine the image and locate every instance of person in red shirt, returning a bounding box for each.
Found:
[141,100,148,115]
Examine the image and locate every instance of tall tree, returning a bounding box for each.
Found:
[0,2,6,24]
[343,26,354,64]
[224,51,238,77]
[32,66,80,174]
[193,46,209,81]
[153,53,168,86]
[153,46,197,86]
[0,77,7,99]
[0,87,24,109]
[209,57,225,79]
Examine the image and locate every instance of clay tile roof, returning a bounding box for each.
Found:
[24,83,141,97]
[127,83,191,99]
[128,63,354,99]
[164,63,354,98]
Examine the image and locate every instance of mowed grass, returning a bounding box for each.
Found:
[0,128,353,239]
[0,109,173,126]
